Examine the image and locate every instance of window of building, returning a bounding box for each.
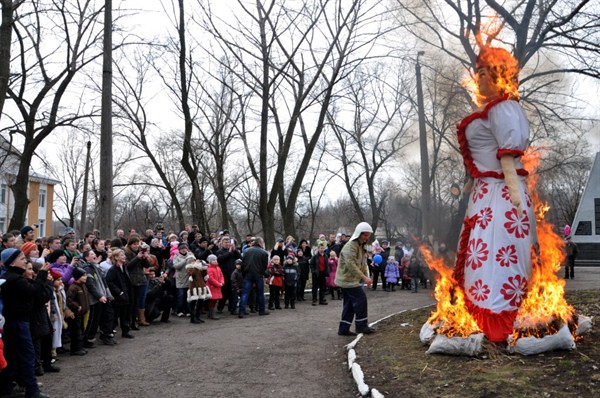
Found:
[39,188,47,208]
[0,184,6,204]
[0,217,5,234]
[38,219,45,237]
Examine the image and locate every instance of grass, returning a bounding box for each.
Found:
[354,290,600,398]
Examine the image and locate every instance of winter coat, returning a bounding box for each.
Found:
[283,264,299,287]
[67,282,90,316]
[206,264,225,300]
[105,264,132,306]
[82,262,113,305]
[124,247,150,287]
[241,246,269,278]
[384,261,400,284]
[50,261,74,286]
[267,261,284,287]
[186,262,210,301]
[408,259,421,279]
[297,256,310,278]
[231,268,243,291]
[326,258,338,287]
[309,253,330,277]
[334,239,369,289]
[30,279,54,338]
[172,252,197,289]
[1,267,52,323]
[215,247,241,281]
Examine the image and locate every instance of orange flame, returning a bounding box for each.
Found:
[512,148,575,338]
[421,247,481,337]
[421,147,576,341]
[462,22,521,107]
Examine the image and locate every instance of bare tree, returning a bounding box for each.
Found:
[111,49,188,231]
[326,63,416,232]
[3,0,106,231]
[0,0,22,123]
[197,0,399,245]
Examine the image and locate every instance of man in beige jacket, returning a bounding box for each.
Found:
[335,222,374,336]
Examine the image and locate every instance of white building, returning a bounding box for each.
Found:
[570,152,600,265]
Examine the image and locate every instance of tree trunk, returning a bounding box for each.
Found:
[0,0,14,123]
[99,0,114,239]
[7,145,33,230]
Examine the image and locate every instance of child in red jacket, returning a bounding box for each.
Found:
[205,255,225,320]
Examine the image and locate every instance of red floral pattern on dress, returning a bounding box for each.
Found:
[466,238,489,270]
[501,185,511,202]
[469,279,490,302]
[476,208,493,230]
[500,274,528,307]
[496,245,518,267]
[504,208,530,238]
[472,180,489,204]
[525,191,532,207]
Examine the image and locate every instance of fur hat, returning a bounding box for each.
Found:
[21,242,38,256]
[185,260,205,270]
[1,248,21,267]
[72,267,86,281]
[46,249,65,264]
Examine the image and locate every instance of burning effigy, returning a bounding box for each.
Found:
[419,45,592,356]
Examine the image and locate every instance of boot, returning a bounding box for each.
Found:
[137,309,150,326]
[131,320,140,331]
[208,308,219,320]
[189,301,200,324]
[195,301,205,323]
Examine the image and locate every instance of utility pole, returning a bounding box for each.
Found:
[99,0,113,239]
[416,51,431,238]
[80,141,91,234]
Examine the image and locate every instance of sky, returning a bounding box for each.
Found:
[11,0,600,220]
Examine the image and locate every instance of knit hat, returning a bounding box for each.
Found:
[20,225,34,237]
[207,254,217,263]
[72,267,86,281]
[63,227,75,235]
[1,248,21,267]
[235,259,242,265]
[178,242,188,250]
[50,269,63,281]
[21,242,38,256]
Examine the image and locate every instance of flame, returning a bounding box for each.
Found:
[461,22,521,107]
[421,247,481,337]
[421,147,576,342]
[512,148,575,339]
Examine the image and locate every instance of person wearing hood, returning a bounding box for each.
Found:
[335,222,375,336]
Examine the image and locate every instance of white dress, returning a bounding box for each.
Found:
[455,97,537,342]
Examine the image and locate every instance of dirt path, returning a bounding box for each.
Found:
[40,287,433,397]
[41,266,597,397]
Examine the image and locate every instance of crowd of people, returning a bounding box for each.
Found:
[0,223,433,398]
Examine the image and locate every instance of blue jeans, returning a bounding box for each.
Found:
[338,286,369,333]
[176,287,190,314]
[0,321,39,396]
[239,274,266,315]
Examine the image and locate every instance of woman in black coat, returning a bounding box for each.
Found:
[105,249,134,338]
